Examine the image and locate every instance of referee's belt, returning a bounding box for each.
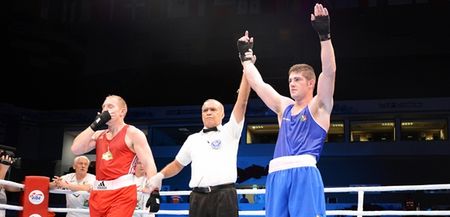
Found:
[192,183,235,194]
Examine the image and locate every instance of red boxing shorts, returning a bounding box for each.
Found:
[89,174,137,217]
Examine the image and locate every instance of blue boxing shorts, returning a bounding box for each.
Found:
[265,155,326,217]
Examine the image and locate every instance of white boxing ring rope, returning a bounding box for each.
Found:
[1,179,449,216]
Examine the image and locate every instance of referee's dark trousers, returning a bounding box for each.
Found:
[189,183,238,217]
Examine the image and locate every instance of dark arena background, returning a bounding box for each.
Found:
[3,0,450,216]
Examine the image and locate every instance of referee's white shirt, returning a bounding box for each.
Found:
[176,113,243,188]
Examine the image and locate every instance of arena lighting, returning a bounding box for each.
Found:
[381,122,394,126]
[402,122,414,126]
[251,125,264,129]
[331,123,344,128]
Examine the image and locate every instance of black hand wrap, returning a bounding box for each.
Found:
[237,40,254,62]
[311,15,331,41]
[0,151,15,166]
[89,111,111,131]
[146,190,161,213]
[0,159,13,166]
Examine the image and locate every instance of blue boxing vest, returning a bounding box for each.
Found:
[273,104,327,160]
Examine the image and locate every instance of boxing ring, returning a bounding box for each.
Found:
[1,177,449,216]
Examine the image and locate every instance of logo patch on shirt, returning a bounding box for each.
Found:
[300,115,307,122]
[96,181,107,190]
[210,139,222,150]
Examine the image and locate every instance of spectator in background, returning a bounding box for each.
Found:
[239,194,249,203]
[0,154,22,217]
[50,155,96,217]
[133,160,153,217]
[171,194,182,204]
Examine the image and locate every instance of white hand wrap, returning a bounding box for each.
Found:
[147,172,164,191]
